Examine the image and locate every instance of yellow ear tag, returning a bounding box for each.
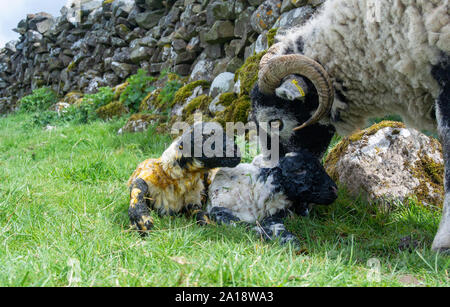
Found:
[291,79,305,97]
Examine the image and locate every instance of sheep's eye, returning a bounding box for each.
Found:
[269,119,284,130]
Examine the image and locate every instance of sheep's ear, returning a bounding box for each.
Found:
[275,75,310,101]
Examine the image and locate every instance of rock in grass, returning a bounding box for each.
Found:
[324,121,444,207]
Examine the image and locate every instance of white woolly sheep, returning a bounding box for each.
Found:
[251,0,450,252]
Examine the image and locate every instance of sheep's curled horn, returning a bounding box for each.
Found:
[258,43,334,131]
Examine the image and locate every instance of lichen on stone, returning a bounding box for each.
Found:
[325,121,406,181]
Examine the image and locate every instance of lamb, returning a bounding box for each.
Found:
[251,0,450,252]
[206,151,338,247]
[127,122,240,234]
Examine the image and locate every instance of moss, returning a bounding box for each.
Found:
[117,24,130,34]
[113,82,129,101]
[182,95,212,120]
[235,51,266,96]
[62,91,84,105]
[171,80,210,108]
[409,149,444,207]
[324,121,406,181]
[217,92,237,108]
[67,61,76,72]
[128,113,167,122]
[140,89,163,112]
[214,95,251,126]
[267,28,278,47]
[348,121,405,143]
[96,101,128,120]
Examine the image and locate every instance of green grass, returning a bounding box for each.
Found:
[0,113,449,287]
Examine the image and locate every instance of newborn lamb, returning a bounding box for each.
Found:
[207,150,338,247]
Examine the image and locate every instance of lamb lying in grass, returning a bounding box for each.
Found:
[128,122,240,235]
[206,150,338,247]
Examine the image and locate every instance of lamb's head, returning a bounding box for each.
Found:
[251,43,336,158]
[162,122,241,173]
[263,150,338,206]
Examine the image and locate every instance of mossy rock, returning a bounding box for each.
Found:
[61,91,84,105]
[235,51,266,96]
[113,82,129,101]
[182,95,213,120]
[214,95,251,126]
[96,101,128,120]
[325,121,406,181]
[324,121,444,207]
[120,113,169,134]
[139,88,162,112]
[172,80,210,108]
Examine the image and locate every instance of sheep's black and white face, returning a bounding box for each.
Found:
[262,151,338,206]
[169,122,241,170]
[251,84,335,159]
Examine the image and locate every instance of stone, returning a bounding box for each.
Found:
[234,7,254,38]
[111,61,138,79]
[172,39,187,51]
[118,114,168,134]
[203,20,235,44]
[207,1,235,25]
[273,6,314,31]
[135,10,165,29]
[209,72,235,98]
[324,121,444,207]
[173,64,191,76]
[189,57,217,82]
[130,46,153,63]
[250,0,281,34]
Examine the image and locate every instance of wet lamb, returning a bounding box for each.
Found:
[128,122,240,235]
[206,151,338,245]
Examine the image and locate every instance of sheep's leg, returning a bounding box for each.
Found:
[128,178,154,236]
[254,214,301,250]
[432,55,450,253]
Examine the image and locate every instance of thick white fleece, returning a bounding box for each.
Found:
[278,0,449,135]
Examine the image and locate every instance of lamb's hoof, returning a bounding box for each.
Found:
[130,216,154,237]
[279,232,302,251]
[196,211,212,226]
[209,207,241,225]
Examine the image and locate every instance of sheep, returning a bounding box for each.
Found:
[251,0,450,252]
[127,122,240,234]
[206,151,338,247]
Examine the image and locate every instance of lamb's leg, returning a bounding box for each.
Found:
[254,213,301,250]
[432,55,450,253]
[128,178,153,236]
[208,207,241,225]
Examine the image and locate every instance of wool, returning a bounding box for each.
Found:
[277,0,449,135]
